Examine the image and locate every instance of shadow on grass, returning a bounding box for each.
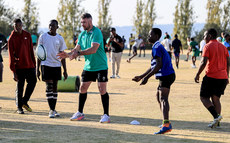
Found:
[0,119,220,143]
[28,111,230,134]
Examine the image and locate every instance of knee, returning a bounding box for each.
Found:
[160,96,168,103]
[80,85,88,93]
[46,82,53,93]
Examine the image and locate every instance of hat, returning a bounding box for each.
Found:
[138,34,141,37]
[110,27,116,31]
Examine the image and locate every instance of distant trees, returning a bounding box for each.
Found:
[22,0,40,34]
[57,0,84,49]
[133,0,156,41]
[173,0,195,48]
[0,0,18,36]
[97,0,112,39]
[195,0,230,42]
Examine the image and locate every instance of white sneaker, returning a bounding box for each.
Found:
[53,110,60,117]
[100,114,110,123]
[209,115,223,128]
[110,75,116,78]
[70,111,85,121]
[49,110,55,118]
[116,75,120,78]
[191,64,196,68]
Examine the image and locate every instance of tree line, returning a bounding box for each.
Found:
[1,0,230,49]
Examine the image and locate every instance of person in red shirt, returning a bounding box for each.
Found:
[8,18,37,114]
[195,28,229,128]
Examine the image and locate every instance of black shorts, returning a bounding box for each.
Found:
[133,46,137,53]
[41,65,61,81]
[157,73,175,89]
[140,46,145,50]
[200,75,228,98]
[81,70,108,82]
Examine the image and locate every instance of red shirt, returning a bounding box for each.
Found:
[202,39,229,79]
[8,30,36,72]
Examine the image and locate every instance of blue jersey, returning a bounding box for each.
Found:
[151,41,175,78]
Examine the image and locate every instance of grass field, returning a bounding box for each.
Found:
[0,50,230,143]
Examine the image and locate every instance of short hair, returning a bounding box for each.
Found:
[110,27,116,32]
[50,19,58,25]
[14,18,22,24]
[224,33,229,39]
[191,38,194,41]
[81,13,92,19]
[152,28,162,38]
[174,34,178,38]
[207,28,217,39]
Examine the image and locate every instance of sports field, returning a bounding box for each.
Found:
[0,50,230,143]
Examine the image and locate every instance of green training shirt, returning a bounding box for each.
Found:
[77,26,108,71]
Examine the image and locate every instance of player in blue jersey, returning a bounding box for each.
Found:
[132,28,175,134]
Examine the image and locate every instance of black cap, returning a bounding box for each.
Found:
[110,27,116,31]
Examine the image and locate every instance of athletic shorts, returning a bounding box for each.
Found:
[81,70,108,82]
[140,46,145,50]
[174,52,180,57]
[157,73,175,90]
[133,46,137,53]
[41,65,61,81]
[192,50,200,57]
[200,75,228,98]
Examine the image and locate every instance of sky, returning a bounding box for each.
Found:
[5,0,208,28]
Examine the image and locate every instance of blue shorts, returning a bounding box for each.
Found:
[174,52,180,57]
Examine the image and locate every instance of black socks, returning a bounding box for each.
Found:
[101,92,109,115]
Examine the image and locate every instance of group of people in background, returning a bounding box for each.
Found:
[0,12,229,135]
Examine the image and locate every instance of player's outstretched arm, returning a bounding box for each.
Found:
[132,67,152,82]
[140,57,162,85]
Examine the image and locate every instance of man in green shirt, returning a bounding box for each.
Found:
[57,13,110,123]
[190,38,199,68]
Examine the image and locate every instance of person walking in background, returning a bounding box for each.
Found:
[199,39,206,55]
[128,33,135,56]
[139,41,146,57]
[0,33,7,82]
[127,34,143,63]
[122,35,126,49]
[184,37,191,61]
[161,35,172,58]
[108,27,123,78]
[171,34,182,69]
[190,38,200,68]
[223,33,230,56]
[31,33,38,49]
[37,19,68,118]
[57,13,111,123]
[195,28,229,128]
[133,28,175,134]
[8,18,37,114]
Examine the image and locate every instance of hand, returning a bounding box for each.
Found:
[140,77,148,85]
[63,71,68,81]
[69,50,78,60]
[132,76,142,82]
[194,74,199,83]
[13,72,18,82]
[57,51,69,60]
[37,70,40,81]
